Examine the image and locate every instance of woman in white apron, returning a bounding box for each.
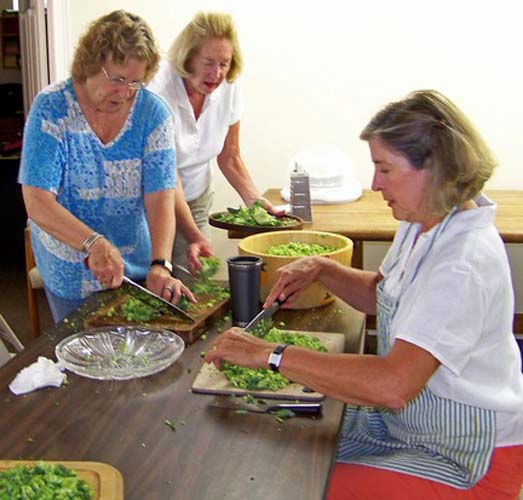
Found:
[206,90,523,499]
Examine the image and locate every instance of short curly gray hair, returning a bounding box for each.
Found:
[71,10,160,84]
[360,90,496,215]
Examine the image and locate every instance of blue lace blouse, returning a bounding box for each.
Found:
[18,79,176,300]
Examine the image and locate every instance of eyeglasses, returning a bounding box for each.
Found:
[101,65,145,91]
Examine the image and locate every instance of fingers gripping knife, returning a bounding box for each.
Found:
[121,276,195,323]
[244,299,284,334]
[84,257,195,323]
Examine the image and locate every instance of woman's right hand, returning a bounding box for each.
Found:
[86,237,124,288]
[263,256,324,308]
[256,197,286,217]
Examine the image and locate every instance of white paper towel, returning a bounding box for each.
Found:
[9,356,67,395]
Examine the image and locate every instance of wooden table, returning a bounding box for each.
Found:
[0,292,364,500]
[260,188,523,269]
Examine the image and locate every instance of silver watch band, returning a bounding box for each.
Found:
[268,344,289,372]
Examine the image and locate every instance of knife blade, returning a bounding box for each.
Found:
[210,395,322,417]
[171,264,196,287]
[244,298,283,333]
[122,276,195,323]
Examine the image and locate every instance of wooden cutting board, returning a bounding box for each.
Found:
[0,460,123,499]
[84,287,229,345]
[192,330,345,401]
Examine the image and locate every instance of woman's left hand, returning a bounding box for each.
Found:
[146,266,196,304]
[187,238,214,274]
[205,328,274,370]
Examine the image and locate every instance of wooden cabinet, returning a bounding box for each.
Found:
[1,11,20,69]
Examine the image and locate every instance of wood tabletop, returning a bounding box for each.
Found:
[0,293,364,500]
[263,188,523,244]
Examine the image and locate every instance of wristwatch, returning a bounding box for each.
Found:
[268,344,289,372]
[150,259,173,275]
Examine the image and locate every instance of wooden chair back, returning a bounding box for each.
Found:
[24,226,41,337]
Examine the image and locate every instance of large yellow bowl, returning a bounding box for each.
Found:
[238,230,353,309]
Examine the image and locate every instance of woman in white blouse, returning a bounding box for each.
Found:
[148,11,282,271]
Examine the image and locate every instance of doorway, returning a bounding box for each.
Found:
[0,0,71,263]
[0,3,24,263]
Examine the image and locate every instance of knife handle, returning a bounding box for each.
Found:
[270,403,322,417]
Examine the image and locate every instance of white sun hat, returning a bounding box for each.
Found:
[281,147,362,204]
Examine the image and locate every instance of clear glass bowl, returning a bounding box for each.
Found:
[55,326,185,380]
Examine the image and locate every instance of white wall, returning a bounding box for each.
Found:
[68,0,523,308]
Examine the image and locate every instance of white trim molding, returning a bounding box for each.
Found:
[47,0,72,83]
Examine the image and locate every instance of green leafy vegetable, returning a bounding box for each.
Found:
[191,257,229,304]
[243,394,257,404]
[174,295,190,312]
[164,419,176,432]
[118,257,229,318]
[264,329,328,351]
[0,462,93,499]
[120,297,165,323]
[248,317,273,338]
[223,364,290,391]
[252,205,275,225]
[110,345,150,368]
[270,408,296,421]
[222,327,327,391]
[266,242,338,256]
[196,256,221,281]
[215,201,296,227]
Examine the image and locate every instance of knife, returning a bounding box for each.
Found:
[171,264,196,287]
[210,395,322,417]
[122,276,195,323]
[244,298,284,333]
[84,256,196,322]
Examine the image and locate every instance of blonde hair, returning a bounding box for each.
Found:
[71,10,160,84]
[360,90,496,215]
[168,11,242,83]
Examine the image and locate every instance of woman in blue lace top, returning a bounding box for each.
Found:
[19,10,195,322]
